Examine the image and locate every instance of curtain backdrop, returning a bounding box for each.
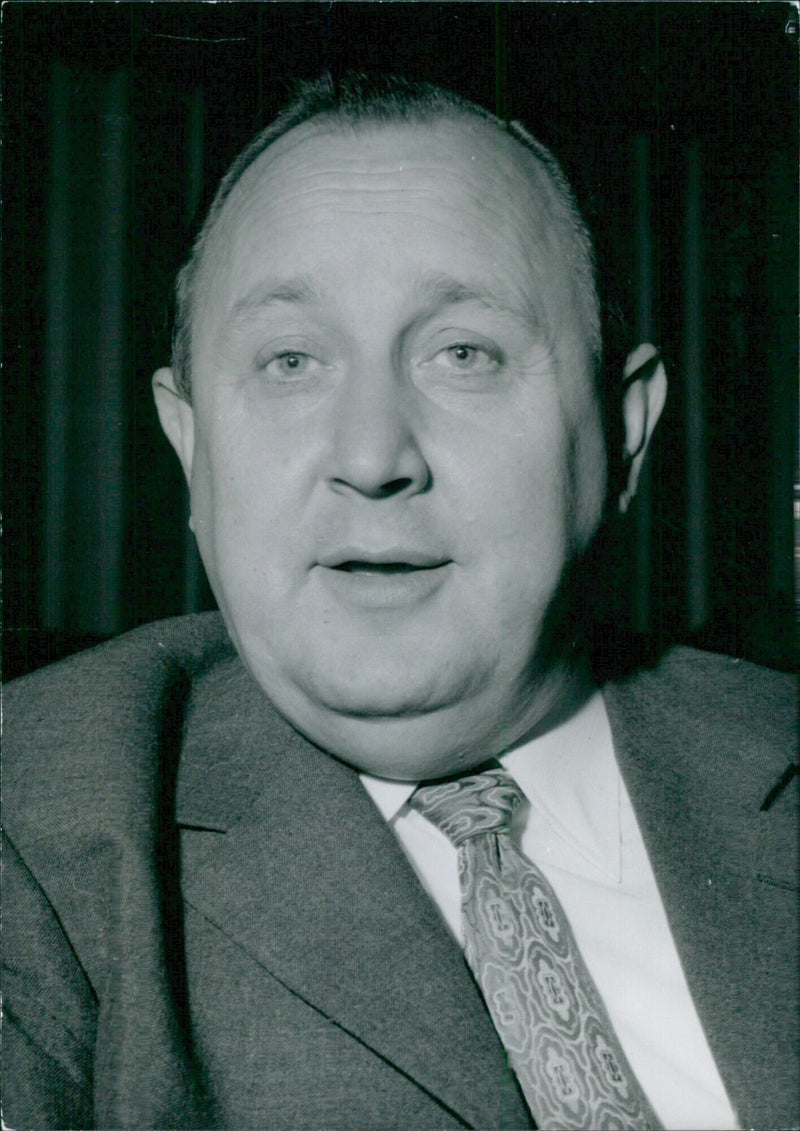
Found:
[4,2,797,677]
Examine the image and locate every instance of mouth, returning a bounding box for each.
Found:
[319,548,450,572]
[332,560,445,575]
[316,549,452,608]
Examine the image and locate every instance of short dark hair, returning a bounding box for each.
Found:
[170,72,601,400]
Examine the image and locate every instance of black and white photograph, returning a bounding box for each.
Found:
[3,4,797,1129]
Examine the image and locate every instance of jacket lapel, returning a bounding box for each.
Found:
[176,655,531,1130]
[604,656,798,1130]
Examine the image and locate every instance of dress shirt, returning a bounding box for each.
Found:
[360,690,739,1131]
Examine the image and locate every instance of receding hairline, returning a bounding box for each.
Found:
[171,76,601,400]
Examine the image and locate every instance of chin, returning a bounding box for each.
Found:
[288,661,544,782]
[302,706,500,782]
[303,664,477,720]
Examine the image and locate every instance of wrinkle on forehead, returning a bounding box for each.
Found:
[196,116,588,384]
[209,115,561,261]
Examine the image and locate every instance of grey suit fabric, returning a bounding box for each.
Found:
[3,612,797,1130]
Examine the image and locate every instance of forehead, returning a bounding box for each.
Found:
[194,115,583,354]
[229,113,556,213]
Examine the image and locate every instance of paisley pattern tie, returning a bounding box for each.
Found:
[410,768,663,1131]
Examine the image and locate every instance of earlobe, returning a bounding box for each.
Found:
[152,367,195,484]
[619,345,667,513]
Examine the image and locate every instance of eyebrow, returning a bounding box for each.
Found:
[229,276,319,324]
[411,270,528,319]
[412,271,547,343]
[225,269,537,331]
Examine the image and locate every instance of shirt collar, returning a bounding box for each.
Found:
[502,689,622,883]
[360,689,621,884]
[360,773,416,823]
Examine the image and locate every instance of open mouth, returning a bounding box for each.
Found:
[319,547,450,571]
[333,561,442,575]
[317,551,452,607]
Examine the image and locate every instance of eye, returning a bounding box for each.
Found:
[443,344,484,369]
[434,342,500,373]
[260,351,315,380]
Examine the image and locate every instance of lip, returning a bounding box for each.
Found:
[318,546,450,570]
[315,549,452,609]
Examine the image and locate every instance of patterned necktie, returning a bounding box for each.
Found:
[410,768,662,1131]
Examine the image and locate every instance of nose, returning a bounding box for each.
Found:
[327,364,431,499]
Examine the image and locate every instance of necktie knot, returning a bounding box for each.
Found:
[410,768,523,846]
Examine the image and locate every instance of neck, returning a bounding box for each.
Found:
[504,649,596,756]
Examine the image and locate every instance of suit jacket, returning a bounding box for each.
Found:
[3,612,797,1130]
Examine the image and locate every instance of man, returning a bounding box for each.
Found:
[4,74,796,1130]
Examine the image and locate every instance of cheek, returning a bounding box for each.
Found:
[185,436,225,596]
[193,415,324,616]
[188,427,277,576]
[479,402,572,504]
[562,396,608,549]
[551,358,608,547]
[573,427,608,545]
[451,422,574,576]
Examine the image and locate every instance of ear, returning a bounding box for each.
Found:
[152,368,195,485]
[618,344,668,514]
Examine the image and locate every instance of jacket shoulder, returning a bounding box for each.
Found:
[607,645,796,758]
[604,645,797,859]
[3,613,235,848]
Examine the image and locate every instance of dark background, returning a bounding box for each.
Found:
[3,2,797,678]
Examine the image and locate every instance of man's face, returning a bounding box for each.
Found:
[176,116,607,778]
